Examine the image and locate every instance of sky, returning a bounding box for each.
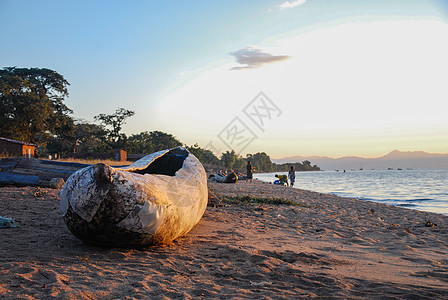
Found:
[1,0,448,159]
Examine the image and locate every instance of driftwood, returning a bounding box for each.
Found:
[0,158,89,187]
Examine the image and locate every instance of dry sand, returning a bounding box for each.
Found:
[0,180,447,299]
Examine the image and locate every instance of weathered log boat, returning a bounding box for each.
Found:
[214,172,238,183]
[0,158,89,187]
[60,147,208,247]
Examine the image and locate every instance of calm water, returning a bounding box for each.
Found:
[254,169,448,215]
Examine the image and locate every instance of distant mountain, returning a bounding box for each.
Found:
[272,150,448,170]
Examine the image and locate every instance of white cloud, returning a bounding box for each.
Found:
[279,0,306,9]
[230,47,290,70]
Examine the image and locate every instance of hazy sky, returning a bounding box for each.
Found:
[1,0,447,158]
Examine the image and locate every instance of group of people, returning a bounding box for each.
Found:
[275,166,295,187]
[246,161,296,187]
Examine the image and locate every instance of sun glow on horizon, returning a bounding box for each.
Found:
[157,18,448,158]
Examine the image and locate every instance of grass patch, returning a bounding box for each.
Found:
[54,158,133,166]
[0,154,132,166]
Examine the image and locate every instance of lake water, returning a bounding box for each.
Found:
[254,169,448,215]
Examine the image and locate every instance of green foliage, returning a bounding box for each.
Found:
[94,107,135,148]
[126,131,182,154]
[220,150,235,169]
[46,119,109,155]
[73,120,108,153]
[246,152,274,172]
[0,67,71,144]
[148,131,182,152]
[301,160,320,171]
[240,152,321,172]
[126,131,154,154]
[186,143,220,165]
[220,150,238,169]
[45,118,75,155]
[275,161,321,172]
[218,150,246,171]
[209,149,321,172]
[233,156,246,170]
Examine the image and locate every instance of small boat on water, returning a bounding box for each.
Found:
[60,147,208,247]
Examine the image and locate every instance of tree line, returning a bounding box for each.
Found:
[0,67,320,172]
[0,67,182,155]
[200,150,320,173]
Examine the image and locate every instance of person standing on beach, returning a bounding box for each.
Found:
[288,166,296,187]
[246,161,254,183]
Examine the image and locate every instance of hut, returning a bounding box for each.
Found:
[0,137,36,158]
[112,149,127,162]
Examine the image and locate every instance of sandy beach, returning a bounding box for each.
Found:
[1,180,448,299]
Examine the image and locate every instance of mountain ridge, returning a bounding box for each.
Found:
[273,150,448,170]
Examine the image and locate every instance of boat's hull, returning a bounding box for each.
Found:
[214,172,238,183]
[60,147,208,246]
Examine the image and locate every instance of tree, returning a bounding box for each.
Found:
[274,161,320,172]
[0,67,72,144]
[126,131,182,153]
[45,119,109,155]
[94,107,135,148]
[233,156,247,171]
[187,143,220,165]
[127,131,155,154]
[246,152,274,172]
[220,150,246,171]
[148,131,182,152]
[202,149,221,166]
[72,120,108,153]
[45,117,75,155]
[221,150,238,170]
[299,160,320,171]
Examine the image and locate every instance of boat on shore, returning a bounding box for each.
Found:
[211,172,238,183]
[60,147,208,247]
[0,157,89,187]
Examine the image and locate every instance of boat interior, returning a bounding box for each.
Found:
[131,148,189,176]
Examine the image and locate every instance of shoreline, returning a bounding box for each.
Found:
[254,169,448,216]
[1,181,447,298]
